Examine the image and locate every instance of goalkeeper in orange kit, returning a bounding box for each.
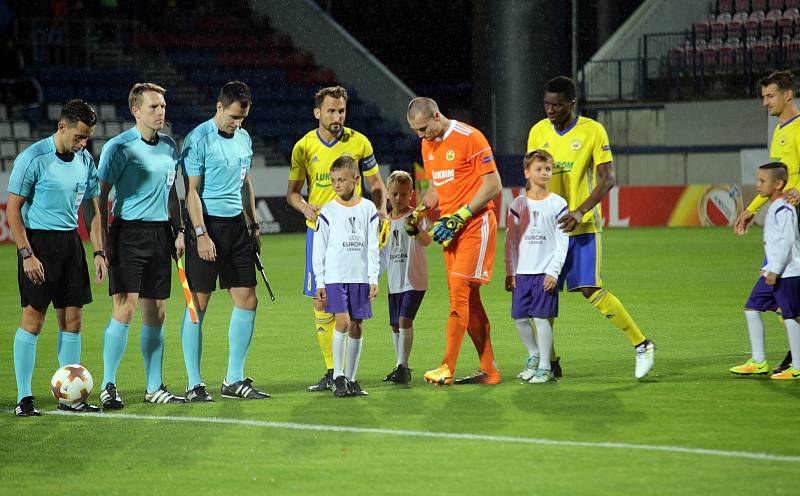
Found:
[406,97,503,385]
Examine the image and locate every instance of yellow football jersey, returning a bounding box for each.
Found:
[527,116,613,235]
[746,114,800,213]
[289,127,380,228]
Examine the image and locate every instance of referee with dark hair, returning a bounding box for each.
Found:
[97,83,186,408]
[180,81,269,401]
[7,99,106,416]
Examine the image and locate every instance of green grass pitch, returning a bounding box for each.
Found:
[0,227,797,495]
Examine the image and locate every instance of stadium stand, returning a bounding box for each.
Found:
[3,4,417,171]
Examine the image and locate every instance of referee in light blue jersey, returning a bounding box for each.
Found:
[97,83,186,409]
[7,99,106,416]
[180,81,269,402]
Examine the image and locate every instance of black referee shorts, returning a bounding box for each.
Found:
[18,229,92,309]
[185,214,256,293]
[108,219,173,299]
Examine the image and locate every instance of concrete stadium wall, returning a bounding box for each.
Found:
[594,99,771,186]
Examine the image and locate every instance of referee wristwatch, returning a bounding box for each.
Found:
[194,225,207,237]
[18,247,33,259]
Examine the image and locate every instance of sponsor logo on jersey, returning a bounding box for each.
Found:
[426,153,435,161]
[431,168,455,186]
[312,156,320,162]
[602,145,611,152]
[542,142,550,148]
[446,150,456,161]
[780,137,787,146]
[570,139,582,150]
[314,172,332,188]
[481,155,494,163]
[553,161,574,174]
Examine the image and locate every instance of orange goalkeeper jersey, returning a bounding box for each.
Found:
[421,120,497,215]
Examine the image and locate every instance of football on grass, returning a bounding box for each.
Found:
[51,364,94,406]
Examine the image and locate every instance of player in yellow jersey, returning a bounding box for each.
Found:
[287,86,387,392]
[527,76,656,379]
[733,70,800,374]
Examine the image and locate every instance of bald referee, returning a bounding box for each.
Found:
[8,99,106,416]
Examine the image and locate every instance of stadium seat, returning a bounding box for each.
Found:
[769,0,785,10]
[0,104,6,121]
[12,122,31,139]
[98,103,117,121]
[0,140,16,159]
[719,0,734,14]
[787,34,800,60]
[0,122,10,139]
[669,46,685,72]
[735,0,751,12]
[694,18,711,40]
[712,15,729,40]
[17,139,35,154]
[762,11,780,36]
[104,121,122,137]
[91,139,107,156]
[752,36,771,64]
[702,43,720,73]
[46,103,61,121]
[753,0,768,11]
[719,40,737,70]
[788,0,799,8]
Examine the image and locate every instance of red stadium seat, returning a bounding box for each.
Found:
[778,10,796,33]
[735,0,751,12]
[769,0,785,10]
[694,17,711,39]
[746,11,765,36]
[787,0,800,8]
[762,16,779,36]
[702,45,719,72]
[712,18,728,40]
[753,0,768,11]
[719,0,734,13]
[787,35,800,61]
[718,42,736,71]
[669,46,685,71]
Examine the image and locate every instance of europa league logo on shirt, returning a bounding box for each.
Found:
[347,217,357,234]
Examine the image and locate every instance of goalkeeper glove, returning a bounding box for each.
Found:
[378,218,390,249]
[404,204,428,237]
[431,205,472,245]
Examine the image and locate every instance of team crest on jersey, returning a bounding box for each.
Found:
[347,216,357,234]
[446,150,456,161]
[780,137,786,146]
[570,139,582,150]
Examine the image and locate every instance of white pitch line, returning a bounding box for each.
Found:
[47,410,800,463]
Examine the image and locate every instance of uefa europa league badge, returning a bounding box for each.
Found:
[347,216,357,234]
[446,150,455,161]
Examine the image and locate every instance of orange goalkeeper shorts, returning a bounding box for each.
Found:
[443,209,496,284]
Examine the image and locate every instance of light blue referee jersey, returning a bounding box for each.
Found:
[7,135,99,230]
[181,119,253,217]
[98,127,179,221]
